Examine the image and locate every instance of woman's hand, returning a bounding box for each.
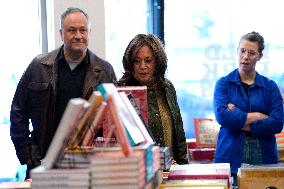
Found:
[227,103,236,110]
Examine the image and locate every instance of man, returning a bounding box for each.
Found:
[10,7,117,179]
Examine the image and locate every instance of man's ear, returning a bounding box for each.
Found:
[59,29,63,41]
[257,53,263,61]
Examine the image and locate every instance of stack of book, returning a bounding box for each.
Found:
[186,138,215,162]
[237,163,284,188]
[276,130,284,162]
[152,146,161,176]
[31,166,90,189]
[161,163,231,189]
[186,118,220,163]
[160,147,172,171]
[90,150,146,188]
[31,83,159,188]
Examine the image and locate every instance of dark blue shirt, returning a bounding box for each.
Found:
[213,69,284,174]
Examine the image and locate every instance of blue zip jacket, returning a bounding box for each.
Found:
[213,69,284,174]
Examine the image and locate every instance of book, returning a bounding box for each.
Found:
[188,148,215,162]
[98,83,147,154]
[237,163,284,177]
[238,164,284,188]
[169,163,231,176]
[117,86,148,125]
[91,177,145,185]
[168,170,230,187]
[91,170,144,179]
[194,118,220,148]
[68,91,103,148]
[31,165,90,188]
[114,92,146,146]
[31,165,90,178]
[0,182,31,189]
[103,86,148,139]
[42,98,88,169]
[159,183,227,189]
[119,91,154,144]
[80,101,107,146]
[107,95,133,156]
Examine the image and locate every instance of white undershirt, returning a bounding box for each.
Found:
[67,61,81,71]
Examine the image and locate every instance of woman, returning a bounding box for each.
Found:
[118,34,188,164]
[213,31,284,185]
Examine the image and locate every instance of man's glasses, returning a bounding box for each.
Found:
[238,48,260,57]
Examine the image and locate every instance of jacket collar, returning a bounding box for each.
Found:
[39,45,107,98]
[227,68,266,88]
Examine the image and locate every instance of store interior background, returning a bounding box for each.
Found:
[0,0,283,181]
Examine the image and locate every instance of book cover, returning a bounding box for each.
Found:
[31,165,90,188]
[42,98,88,169]
[194,118,220,148]
[0,182,31,189]
[107,95,133,156]
[80,101,107,146]
[238,177,284,189]
[117,86,148,126]
[159,183,227,189]
[238,163,284,177]
[91,169,144,179]
[102,86,148,139]
[119,92,154,144]
[98,83,146,150]
[170,163,231,176]
[168,170,230,188]
[68,91,103,148]
[188,148,215,162]
[114,92,146,146]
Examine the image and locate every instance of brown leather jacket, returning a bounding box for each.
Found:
[10,46,117,166]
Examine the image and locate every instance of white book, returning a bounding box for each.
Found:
[91,171,144,179]
[99,83,145,146]
[33,187,89,189]
[119,92,154,144]
[90,162,144,172]
[42,98,89,169]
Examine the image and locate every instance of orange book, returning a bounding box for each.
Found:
[80,101,107,146]
[107,95,132,156]
[68,91,103,148]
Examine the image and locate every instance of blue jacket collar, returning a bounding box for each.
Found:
[227,68,266,88]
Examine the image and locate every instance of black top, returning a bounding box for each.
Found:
[53,49,89,134]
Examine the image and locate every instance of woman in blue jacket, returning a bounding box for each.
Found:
[213,31,283,185]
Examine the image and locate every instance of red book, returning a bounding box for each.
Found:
[119,92,153,144]
[103,86,148,139]
[168,170,230,187]
[168,163,231,188]
[117,86,148,125]
[188,148,215,161]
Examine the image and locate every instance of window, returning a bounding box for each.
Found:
[0,0,41,181]
[104,0,149,79]
[164,0,284,138]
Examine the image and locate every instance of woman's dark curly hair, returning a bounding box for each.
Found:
[239,31,265,54]
[122,34,168,80]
